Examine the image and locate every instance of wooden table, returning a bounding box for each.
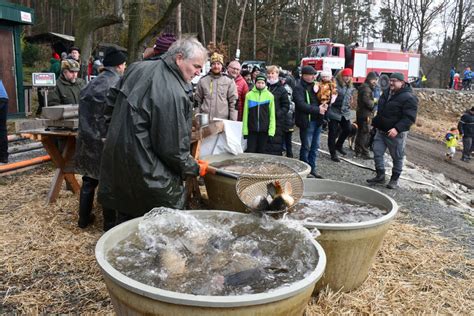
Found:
[23,129,80,204]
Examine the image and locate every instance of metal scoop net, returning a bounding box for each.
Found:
[235,163,304,214]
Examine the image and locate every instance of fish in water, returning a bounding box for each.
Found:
[267,180,295,211]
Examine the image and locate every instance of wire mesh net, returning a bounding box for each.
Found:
[235,163,304,213]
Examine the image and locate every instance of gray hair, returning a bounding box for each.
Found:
[168,36,207,61]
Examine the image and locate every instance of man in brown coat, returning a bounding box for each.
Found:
[195,52,238,121]
[355,72,378,159]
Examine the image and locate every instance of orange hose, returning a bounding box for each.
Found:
[0,155,51,173]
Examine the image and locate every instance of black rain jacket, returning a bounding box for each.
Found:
[75,67,121,179]
[97,54,199,217]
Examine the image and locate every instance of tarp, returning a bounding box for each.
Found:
[199,119,247,157]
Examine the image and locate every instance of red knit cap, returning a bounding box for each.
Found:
[341,68,353,76]
[52,52,60,60]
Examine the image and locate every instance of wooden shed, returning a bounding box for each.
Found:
[0,1,34,118]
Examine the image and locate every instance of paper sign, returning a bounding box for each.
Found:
[20,11,32,23]
[32,73,56,87]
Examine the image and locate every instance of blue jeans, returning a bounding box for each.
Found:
[299,120,322,172]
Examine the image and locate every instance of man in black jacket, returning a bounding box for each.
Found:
[294,66,328,178]
[75,47,127,230]
[367,73,418,189]
[458,107,474,162]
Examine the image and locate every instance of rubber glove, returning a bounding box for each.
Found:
[197,159,209,177]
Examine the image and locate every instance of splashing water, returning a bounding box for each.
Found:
[107,208,319,296]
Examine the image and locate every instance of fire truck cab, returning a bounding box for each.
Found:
[301,38,421,88]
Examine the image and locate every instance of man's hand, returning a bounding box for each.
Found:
[319,102,328,115]
[197,159,209,177]
[387,128,398,138]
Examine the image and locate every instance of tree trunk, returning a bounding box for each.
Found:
[253,0,257,59]
[75,0,124,70]
[127,0,143,63]
[236,0,248,59]
[212,0,217,44]
[137,0,182,47]
[200,0,206,44]
[177,3,182,38]
[220,0,230,44]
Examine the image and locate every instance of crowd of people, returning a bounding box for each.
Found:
[6,34,472,232]
[449,66,472,90]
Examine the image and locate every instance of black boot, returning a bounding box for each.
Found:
[386,172,401,189]
[78,189,95,228]
[330,151,341,162]
[102,208,117,232]
[367,169,386,184]
[336,146,347,156]
[78,176,98,228]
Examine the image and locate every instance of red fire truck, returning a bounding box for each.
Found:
[301,38,421,88]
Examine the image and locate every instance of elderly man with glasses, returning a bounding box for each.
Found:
[367,72,418,189]
[227,60,249,121]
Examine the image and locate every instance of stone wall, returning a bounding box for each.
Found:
[414,89,473,117]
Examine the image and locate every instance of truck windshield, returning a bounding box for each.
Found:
[310,45,328,57]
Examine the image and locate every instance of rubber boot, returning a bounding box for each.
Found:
[78,176,98,228]
[78,188,95,228]
[330,151,341,162]
[102,208,117,232]
[367,169,386,184]
[386,172,401,189]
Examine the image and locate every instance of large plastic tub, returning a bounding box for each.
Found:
[96,210,326,316]
[301,179,398,293]
[202,153,311,212]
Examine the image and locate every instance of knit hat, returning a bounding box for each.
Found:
[210,52,224,65]
[52,52,60,60]
[103,47,127,67]
[366,71,378,81]
[320,69,332,78]
[68,46,80,54]
[390,72,405,82]
[153,33,177,53]
[255,73,267,82]
[61,52,68,60]
[301,65,316,75]
[61,59,80,72]
[341,68,353,77]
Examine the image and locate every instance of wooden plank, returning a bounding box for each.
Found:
[201,121,224,139]
[15,119,45,132]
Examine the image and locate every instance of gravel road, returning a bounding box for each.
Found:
[293,129,474,258]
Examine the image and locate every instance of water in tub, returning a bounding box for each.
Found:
[107,207,319,296]
[212,157,307,174]
[287,193,388,224]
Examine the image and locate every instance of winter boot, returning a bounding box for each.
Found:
[366,169,386,184]
[78,176,98,228]
[78,189,95,228]
[336,146,348,156]
[386,172,401,189]
[330,151,341,162]
[102,208,117,232]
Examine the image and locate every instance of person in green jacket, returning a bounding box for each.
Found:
[48,59,86,106]
[242,74,276,153]
[48,52,61,79]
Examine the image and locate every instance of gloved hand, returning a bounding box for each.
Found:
[197,159,209,177]
[243,135,248,139]
[268,136,274,142]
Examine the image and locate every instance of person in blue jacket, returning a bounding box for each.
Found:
[0,76,8,164]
